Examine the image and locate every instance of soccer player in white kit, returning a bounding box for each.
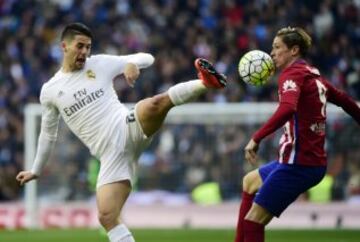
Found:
[16,23,227,242]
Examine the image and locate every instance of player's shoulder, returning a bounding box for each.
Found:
[280,61,319,82]
[40,70,65,98]
[41,73,59,91]
[82,55,100,67]
[85,54,120,69]
[283,60,320,76]
[87,54,104,62]
[45,68,69,84]
[87,54,116,63]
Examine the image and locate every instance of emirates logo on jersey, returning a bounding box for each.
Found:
[63,88,105,117]
[282,80,297,92]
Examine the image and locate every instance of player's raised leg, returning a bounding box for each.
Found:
[95,58,226,242]
[136,58,227,137]
[96,180,134,242]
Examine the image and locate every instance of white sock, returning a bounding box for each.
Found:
[167,79,206,105]
[107,224,135,242]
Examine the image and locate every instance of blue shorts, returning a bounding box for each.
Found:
[254,161,326,217]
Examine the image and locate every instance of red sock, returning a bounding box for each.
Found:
[234,192,255,242]
[243,220,264,242]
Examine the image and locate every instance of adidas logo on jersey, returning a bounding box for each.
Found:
[282,80,297,92]
[57,91,64,97]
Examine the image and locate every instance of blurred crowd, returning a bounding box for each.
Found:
[0,0,359,202]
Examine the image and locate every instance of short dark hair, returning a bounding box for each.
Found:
[61,22,93,41]
[276,27,312,57]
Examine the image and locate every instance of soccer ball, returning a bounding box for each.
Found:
[238,50,275,86]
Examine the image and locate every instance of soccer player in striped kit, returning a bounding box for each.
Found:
[234,27,360,242]
[16,22,227,242]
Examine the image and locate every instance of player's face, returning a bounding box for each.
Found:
[270,36,296,70]
[62,35,91,71]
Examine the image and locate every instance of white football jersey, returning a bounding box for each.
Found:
[39,53,154,159]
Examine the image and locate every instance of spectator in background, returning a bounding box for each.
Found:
[0,164,20,200]
[308,174,334,203]
[347,162,360,204]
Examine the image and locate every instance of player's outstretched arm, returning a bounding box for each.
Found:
[16,171,39,186]
[24,91,60,182]
[124,52,154,69]
[124,63,140,87]
[326,81,360,124]
[122,53,155,87]
[15,134,55,186]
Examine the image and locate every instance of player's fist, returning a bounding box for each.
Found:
[16,171,38,186]
[244,139,259,165]
[124,63,140,87]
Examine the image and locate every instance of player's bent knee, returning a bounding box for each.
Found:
[145,96,163,115]
[245,203,273,225]
[242,170,262,194]
[138,94,173,118]
[98,210,119,230]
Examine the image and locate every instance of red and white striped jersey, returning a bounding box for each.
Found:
[253,59,360,166]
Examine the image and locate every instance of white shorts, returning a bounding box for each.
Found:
[96,104,152,188]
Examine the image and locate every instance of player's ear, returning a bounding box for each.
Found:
[291,45,300,56]
[61,41,68,53]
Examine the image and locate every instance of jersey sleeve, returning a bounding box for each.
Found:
[252,70,303,143]
[253,103,296,143]
[278,70,304,107]
[39,86,60,140]
[325,80,360,124]
[93,53,155,80]
[31,85,60,175]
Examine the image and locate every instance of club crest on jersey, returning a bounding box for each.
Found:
[86,70,96,79]
[282,80,297,92]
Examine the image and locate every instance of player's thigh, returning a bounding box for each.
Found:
[254,163,326,218]
[243,161,279,194]
[242,169,263,194]
[96,180,131,219]
[136,93,174,137]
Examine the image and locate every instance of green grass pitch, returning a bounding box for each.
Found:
[0,228,359,242]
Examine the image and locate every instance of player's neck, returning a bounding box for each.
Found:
[61,61,78,73]
[284,57,300,69]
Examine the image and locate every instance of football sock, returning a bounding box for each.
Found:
[243,220,264,242]
[168,79,206,105]
[234,192,255,242]
[107,224,135,242]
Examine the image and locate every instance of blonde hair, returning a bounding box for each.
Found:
[276,27,312,56]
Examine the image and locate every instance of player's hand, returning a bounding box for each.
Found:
[16,171,38,186]
[124,63,140,87]
[244,139,259,165]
